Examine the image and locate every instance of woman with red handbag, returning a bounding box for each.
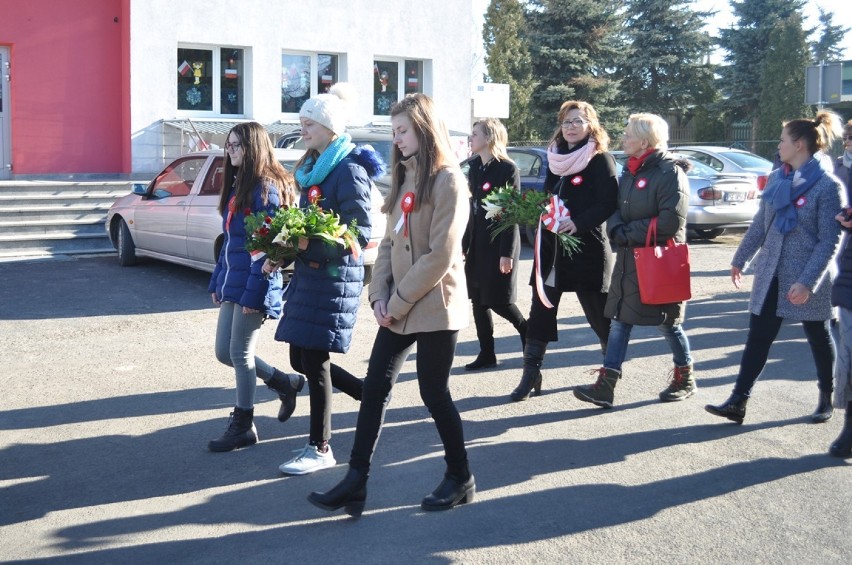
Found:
[706,111,845,425]
[574,113,694,409]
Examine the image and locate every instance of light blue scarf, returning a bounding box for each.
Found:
[762,156,825,234]
[295,133,355,187]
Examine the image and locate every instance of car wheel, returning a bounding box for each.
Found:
[117,219,137,266]
[693,228,725,240]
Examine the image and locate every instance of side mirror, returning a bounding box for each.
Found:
[132,183,147,195]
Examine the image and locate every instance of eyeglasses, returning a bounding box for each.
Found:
[561,118,589,129]
[225,141,242,152]
[844,135,852,141]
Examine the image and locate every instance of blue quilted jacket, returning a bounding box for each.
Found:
[208,181,284,318]
[274,147,382,353]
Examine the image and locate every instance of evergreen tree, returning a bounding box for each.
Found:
[717,0,806,141]
[757,12,812,157]
[526,0,627,138]
[482,0,535,141]
[811,7,848,63]
[618,0,716,116]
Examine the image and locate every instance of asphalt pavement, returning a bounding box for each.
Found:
[1,236,850,564]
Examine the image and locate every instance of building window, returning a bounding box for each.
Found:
[177,46,244,115]
[373,59,424,116]
[282,52,340,114]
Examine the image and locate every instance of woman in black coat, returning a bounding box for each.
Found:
[511,100,618,401]
[462,118,526,370]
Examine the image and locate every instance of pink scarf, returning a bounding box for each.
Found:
[547,139,597,177]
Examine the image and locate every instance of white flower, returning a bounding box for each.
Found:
[482,200,504,220]
[272,229,293,247]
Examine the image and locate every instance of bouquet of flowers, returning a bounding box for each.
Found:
[481,184,581,256]
[244,204,360,264]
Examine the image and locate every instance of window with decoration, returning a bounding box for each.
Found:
[281,52,340,114]
[177,46,244,115]
[373,59,424,116]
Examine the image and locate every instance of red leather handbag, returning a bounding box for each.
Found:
[633,217,691,305]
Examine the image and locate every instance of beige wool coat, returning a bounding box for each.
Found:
[368,156,470,334]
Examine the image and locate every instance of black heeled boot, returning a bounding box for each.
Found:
[510,339,547,401]
[829,401,852,458]
[421,472,476,511]
[307,467,368,517]
[811,390,834,423]
[705,393,748,424]
[265,369,306,422]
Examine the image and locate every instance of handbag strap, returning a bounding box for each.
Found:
[645,217,658,247]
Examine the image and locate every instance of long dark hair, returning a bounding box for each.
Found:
[385,93,456,213]
[218,122,298,214]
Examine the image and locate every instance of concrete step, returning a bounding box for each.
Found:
[0,231,114,255]
[0,218,106,236]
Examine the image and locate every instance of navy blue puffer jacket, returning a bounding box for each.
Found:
[274,147,383,353]
[208,182,284,318]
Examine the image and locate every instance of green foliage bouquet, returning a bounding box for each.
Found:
[244,204,359,264]
[481,184,581,256]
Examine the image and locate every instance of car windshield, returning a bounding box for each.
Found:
[719,151,772,170]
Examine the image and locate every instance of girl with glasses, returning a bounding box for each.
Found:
[207,121,301,452]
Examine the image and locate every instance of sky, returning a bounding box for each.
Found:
[695,0,852,61]
[472,0,851,64]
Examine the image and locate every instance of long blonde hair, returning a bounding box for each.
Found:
[384,93,456,213]
[472,118,511,162]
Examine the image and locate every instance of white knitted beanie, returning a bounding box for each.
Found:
[299,83,357,136]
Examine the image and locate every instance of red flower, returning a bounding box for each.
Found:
[264,216,273,224]
[258,227,269,236]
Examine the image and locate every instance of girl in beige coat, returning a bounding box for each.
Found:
[308,94,474,516]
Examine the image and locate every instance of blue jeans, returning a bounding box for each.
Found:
[603,319,692,372]
[214,301,274,409]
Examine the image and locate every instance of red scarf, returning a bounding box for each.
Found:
[627,149,655,175]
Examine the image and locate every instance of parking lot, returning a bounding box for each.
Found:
[1,236,850,564]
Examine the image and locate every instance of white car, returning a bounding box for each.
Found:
[106,148,385,281]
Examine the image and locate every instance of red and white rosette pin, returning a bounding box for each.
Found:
[571,175,583,186]
[482,182,492,192]
[795,196,807,208]
[636,178,648,190]
[308,185,323,206]
[394,192,416,237]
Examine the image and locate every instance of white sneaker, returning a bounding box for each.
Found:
[278,443,336,475]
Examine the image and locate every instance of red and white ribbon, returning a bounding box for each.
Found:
[534,195,571,309]
[308,185,322,206]
[394,192,416,237]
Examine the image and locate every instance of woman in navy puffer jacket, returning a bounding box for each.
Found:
[268,84,384,476]
[207,122,302,453]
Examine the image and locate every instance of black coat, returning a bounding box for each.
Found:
[463,156,521,305]
[529,148,618,293]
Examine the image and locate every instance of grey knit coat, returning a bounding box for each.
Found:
[732,170,844,321]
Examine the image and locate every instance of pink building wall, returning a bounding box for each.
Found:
[0,0,130,175]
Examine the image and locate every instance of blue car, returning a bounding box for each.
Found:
[506,146,549,243]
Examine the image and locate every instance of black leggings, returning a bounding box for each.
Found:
[349,328,468,478]
[469,287,526,353]
[289,346,363,444]
[734,277,835,397]
[526,283,610,350]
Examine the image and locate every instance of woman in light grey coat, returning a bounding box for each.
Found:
[706,111,845,425]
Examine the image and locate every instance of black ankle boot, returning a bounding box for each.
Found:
[705,393,748,424]
[510,339,546,401]
[307,467,368,517]
[421,473,476,511]
[265,369,306,422]
[829,402,852,458]
[811,390,834,423]
[465,351,497,371]
[208,407,257,452]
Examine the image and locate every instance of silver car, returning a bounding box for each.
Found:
[105,148,386,280]
[671,145,773,190]
[612,151,760,239]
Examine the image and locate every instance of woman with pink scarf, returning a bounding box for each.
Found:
[510,100,618,401]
